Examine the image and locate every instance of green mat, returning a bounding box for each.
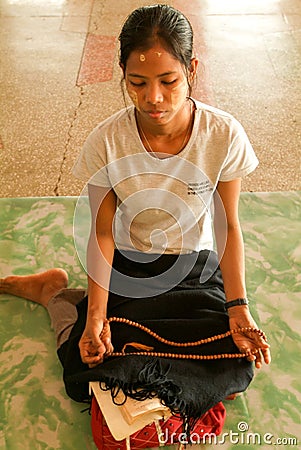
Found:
[0,192,300,450]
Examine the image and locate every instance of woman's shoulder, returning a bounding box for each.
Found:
[87,106,135,141]
[192,99,242,130]
[193,99,232,118]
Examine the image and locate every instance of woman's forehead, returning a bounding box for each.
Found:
[126,46,182,74]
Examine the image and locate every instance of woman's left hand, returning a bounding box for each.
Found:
[228,306,271,369]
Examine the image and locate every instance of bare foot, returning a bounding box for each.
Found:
[0,269,68,307]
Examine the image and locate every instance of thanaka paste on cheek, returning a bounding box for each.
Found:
[128,89,140,111]
[170,78,189,111]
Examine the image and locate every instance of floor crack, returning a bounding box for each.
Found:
[54,86,84,196]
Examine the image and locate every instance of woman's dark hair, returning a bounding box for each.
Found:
[119,4,194,74]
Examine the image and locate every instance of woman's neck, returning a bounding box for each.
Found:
[136,99,195,156]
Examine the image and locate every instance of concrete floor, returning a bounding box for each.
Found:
[0,0,300,198]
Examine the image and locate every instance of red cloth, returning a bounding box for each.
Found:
[91,396,226,449]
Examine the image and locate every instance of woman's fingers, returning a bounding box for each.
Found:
[238,340,271,369]
[254,350,263,369]
[228,310,271,369]
[232,329,271,369]
[79,335,105,364]
[79,321,114,366]
[100,320,114,355]
[102,336,114,355]
[262,346,272,365]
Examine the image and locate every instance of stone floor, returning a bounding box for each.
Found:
[0,0,300,197]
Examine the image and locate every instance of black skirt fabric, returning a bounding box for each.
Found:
[58,250,253,433]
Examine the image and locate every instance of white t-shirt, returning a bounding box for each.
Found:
[73,100,258,254]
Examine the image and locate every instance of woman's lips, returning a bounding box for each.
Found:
[146,110,165,119]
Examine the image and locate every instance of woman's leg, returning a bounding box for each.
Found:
[0,269,86,347]
[0,268,69,306]
[47,288,86,348]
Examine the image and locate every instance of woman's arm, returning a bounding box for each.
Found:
[79,184,117,367]
[214,179,246,300]
[214,179,271,368]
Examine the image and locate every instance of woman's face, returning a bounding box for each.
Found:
[123,44,197,127]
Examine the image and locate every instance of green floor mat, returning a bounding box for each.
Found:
[0,192,300,450]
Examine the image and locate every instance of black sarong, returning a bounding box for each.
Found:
[58,250,253,434]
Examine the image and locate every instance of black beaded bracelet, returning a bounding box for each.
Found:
[225,298,249,310]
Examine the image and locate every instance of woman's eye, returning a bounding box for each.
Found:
[162,79,177,85]
[129,81,145,87]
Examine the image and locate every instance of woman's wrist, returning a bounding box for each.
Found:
[86,315,107,325]
[225,298,249,310]
[226,299,250,318]
[85,313,107,329]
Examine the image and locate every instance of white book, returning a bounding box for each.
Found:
[90,382,171,441]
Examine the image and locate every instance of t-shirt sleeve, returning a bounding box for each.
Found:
[72,127,112,187]
[219,119,259,181]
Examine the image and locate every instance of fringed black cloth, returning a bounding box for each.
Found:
[58,250,253,435]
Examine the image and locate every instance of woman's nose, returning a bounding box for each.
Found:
[145,83,163,104]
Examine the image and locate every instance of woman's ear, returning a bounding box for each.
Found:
[119,63,126,78]
[189,58,199,81]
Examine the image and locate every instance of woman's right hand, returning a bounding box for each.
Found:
[79,319,113,368]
